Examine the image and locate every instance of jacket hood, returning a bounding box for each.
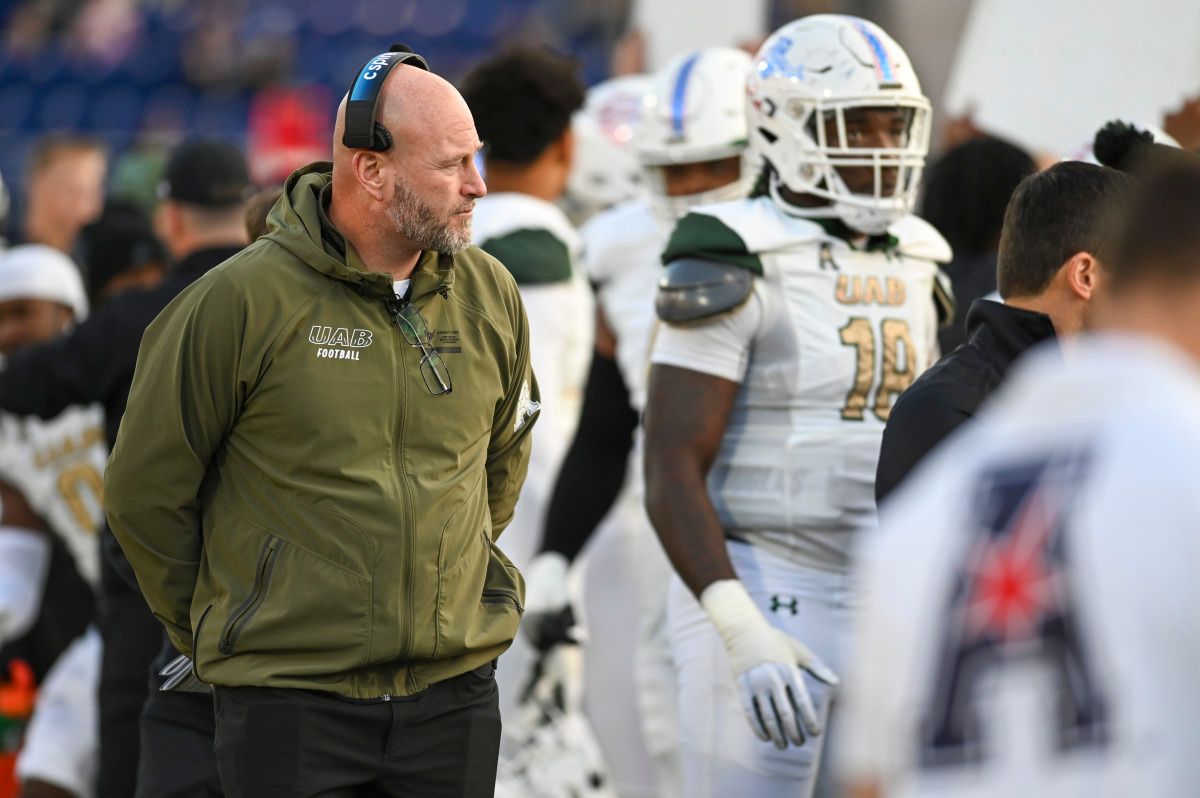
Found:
[264,162,454,301]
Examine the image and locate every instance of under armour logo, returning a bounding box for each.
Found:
[769,595,798,615]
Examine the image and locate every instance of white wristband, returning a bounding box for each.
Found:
[700,578,770,645]
[523,551,570,614]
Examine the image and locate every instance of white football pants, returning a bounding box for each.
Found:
[17,626,101,797]
[667,540,854,798]
[581,487,682,798]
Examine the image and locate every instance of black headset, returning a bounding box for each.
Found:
[342,44,430,152]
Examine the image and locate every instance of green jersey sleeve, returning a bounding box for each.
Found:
[479,228,573,286]
[660,211,765,275]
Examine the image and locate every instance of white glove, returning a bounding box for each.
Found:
[520,641,586,721]
[701,579,839,750]
[520,552,579,651]
[0,528,51,646]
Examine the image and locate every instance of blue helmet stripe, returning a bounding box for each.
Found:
[671,53,702,136]
[854,21,895,82]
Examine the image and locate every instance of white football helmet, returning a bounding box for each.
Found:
[637,46,755,220]
[495,644,617,798]
[563,74,652,225]
[748,15,932,234]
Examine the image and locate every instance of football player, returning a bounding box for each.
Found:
[642,15,951,797]
[459,45,593,747]
[522,45,755,798]
[0,245,106,798]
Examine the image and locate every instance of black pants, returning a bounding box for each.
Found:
[97,582,162,798]
[213,663,501,797]
[135,679,222,797]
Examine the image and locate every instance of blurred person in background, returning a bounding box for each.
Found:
[10,169,245,798]
[0,138,251,798]
[841,157,1200,798]
[459,45,591,749]
[876,162,1134,504]
[0,246,99,798]
[243,185,283,242]
[78,201,168,311]
[561,74,653,226]
[920,136,1036,352]
[19,135,107,257]
[522,45,755,798]
[127,140,251,798]
[643,15,951,797]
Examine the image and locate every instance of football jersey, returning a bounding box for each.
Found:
[582,199,669,414]
[0,406,106,587]
[841,334,1200,797]
[651,196,949,570]
[473,191,592,478]
[472,190,593,742]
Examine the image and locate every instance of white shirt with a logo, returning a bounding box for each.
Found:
[841,334,1200,798]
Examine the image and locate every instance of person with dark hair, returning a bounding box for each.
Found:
[920,135,1036,352]
[518,46,757,798]
[459,46,590,740]
[79,200,168,309]
[843,157,1200,798]
[875,160,1134,503]
[242,185,283,241]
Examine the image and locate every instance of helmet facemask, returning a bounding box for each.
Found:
[643,150,756,222]
[763,97,931,234]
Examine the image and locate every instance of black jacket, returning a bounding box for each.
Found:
[875,299,1057,504]
[0,245,244,593]
[937,252,999,354]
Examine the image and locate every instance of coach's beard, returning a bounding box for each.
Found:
[388,183,474,255]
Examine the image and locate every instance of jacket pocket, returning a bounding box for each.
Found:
[435,529,525,660]
[212,533,372,669]
[219,537,278,655]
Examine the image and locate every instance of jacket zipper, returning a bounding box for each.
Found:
[219,538,277,655]
[391,307,414,665]
[481,589,524,613]
[388,283,447,669]
[193,605,213,656]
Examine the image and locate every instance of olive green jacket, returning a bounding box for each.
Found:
[106,163,538,698]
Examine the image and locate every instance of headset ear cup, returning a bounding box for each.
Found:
[373,122,394,151]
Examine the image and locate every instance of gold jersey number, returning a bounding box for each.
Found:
[57,461,104,533]
[839,317,916,422]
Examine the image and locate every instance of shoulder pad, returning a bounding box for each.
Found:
[656,258,754,323]
[933,267,955,327]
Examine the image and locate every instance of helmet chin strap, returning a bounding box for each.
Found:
[767,170,901,236]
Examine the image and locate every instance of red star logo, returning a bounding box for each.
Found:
[963,487,1063,643]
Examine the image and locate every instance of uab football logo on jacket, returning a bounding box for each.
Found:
[309,325,374,361]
